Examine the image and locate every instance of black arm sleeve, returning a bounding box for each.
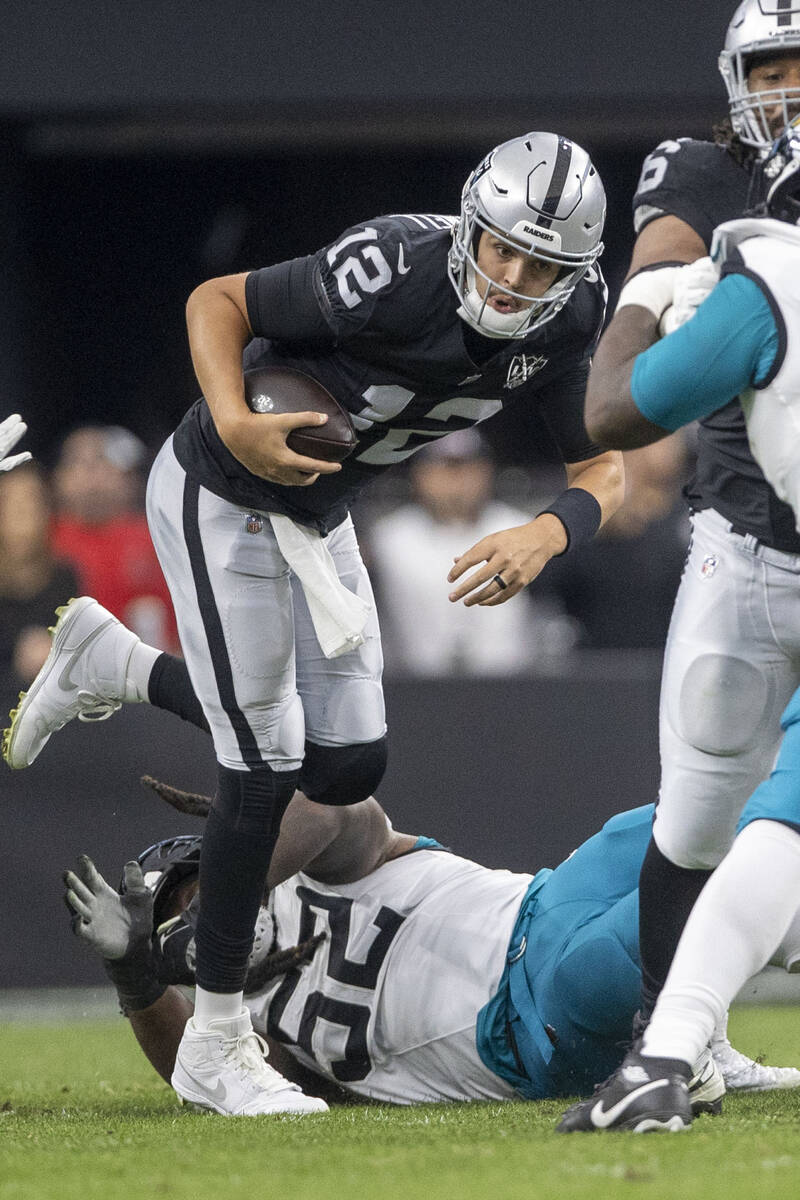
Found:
[245,256,333,342]
[526,362,604,464]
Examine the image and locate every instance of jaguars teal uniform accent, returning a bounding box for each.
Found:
[411,836,447,852]
[738,688,800,834]
[630,273,779,432]
[477,805,653,1098]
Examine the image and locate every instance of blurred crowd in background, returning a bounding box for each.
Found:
[0,426,178,684]
[0,417,692,687]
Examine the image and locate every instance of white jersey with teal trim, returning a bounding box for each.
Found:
[713,217,800,526]
[246,849,532,1103]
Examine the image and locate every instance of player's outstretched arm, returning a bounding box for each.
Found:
[143,777,416,887]
[585,306,671,448]
[270,793,417,886]
[64,856,190,1082]
[584,214,709,449]
[447,448,623,607]
[185,274,341,486]
[627,214,707,278]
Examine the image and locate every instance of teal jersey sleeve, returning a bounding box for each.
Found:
[630,272,780,432]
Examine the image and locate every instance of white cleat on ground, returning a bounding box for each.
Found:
[172,1010,329,1116]
[2,596,143,769]
[711,1032,800,1093]
[687,1044,725,1115]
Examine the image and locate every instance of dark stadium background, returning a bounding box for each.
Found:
[1,0,743,985]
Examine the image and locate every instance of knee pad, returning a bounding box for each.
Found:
[675,654,769,755]
[299,735,388,806]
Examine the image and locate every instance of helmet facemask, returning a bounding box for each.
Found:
[764,114,800,221]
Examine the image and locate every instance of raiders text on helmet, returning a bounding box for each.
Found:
[720,1,800,150]
[448,132,605,338]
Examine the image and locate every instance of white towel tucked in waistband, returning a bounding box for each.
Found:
[269,513,371,658]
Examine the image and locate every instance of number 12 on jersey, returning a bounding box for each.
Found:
[326,227,394,309]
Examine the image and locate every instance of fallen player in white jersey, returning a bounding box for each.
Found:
[64,782,800,1112]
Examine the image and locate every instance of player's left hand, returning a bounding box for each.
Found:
[0,413,32,473]
[64,856,153,961]
[447,515,566,607]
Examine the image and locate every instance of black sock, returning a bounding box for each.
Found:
[638,836,713,1020]
[147,652,210,733]
[194,762,298,993]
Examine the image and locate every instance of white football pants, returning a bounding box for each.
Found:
[145,437,386,771]
[654,506,800,868]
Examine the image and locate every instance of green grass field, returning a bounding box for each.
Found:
[2,1006,800,1200]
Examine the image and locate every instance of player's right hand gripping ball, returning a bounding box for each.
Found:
[244,366,357,462]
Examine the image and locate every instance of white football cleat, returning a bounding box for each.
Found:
[711,1032,800,1093]
[172,1010,329,1116]
[2,596,144,769]
[687,1044,724,1115]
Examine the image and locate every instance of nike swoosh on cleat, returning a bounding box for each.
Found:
[57,619,116,691]
[199,1078,227,1102]
[590,1078,670,1128]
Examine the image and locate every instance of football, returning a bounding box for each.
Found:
[243,366,357,462]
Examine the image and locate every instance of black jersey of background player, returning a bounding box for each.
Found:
[633,137,800,553]
[173,213,606,534]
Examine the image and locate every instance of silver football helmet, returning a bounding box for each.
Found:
[448,132,605,339]
[719,0,800,150]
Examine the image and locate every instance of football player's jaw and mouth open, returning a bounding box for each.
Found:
[748,52,800,138]
[474,229,560,314]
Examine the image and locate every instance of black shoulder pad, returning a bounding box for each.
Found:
[632,138,751,249]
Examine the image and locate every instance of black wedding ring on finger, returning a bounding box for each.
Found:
[492,573,508,590]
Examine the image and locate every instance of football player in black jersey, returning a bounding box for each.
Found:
[582,0,800,1090]
[3,133,623,1114]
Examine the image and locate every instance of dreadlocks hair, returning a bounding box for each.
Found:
[141,775,212,817]
[243,931,327,994]
[712,114,758,167]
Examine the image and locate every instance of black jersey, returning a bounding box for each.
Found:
[633,138,800,552]
[173,213,606,534]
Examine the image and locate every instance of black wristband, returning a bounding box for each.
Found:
[539,487,602,555]
[103,939,167,1016]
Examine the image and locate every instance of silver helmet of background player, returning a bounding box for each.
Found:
[448,132,605,339]
[763,114,800,220]
[720,0,800,150]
